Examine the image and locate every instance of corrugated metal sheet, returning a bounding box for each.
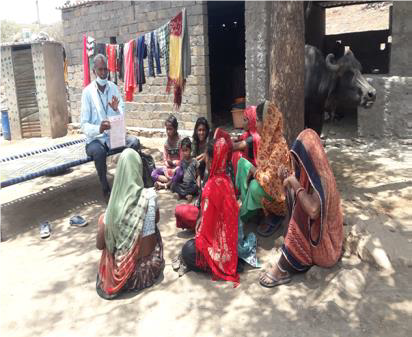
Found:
[12,48,41,138]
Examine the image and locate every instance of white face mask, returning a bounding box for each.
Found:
[96,76,108,86]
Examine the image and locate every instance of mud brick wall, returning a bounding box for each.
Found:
[62,1,211,131]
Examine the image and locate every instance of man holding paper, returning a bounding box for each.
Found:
[81,54,140,202]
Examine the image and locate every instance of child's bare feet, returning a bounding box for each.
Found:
[155,182,166,190]
[186,194,193,203]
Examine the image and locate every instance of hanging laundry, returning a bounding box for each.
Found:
[135,35,146,92]
[145,32,155,77]
[82,35,91,87]
[156,21,170,75]
[153,31,162,75]
[146,31,162,76]
[124,39,136,102]
[106,44,117,84]
[117,44,124,81]
[87,36,96,70]
[167,9,191,108]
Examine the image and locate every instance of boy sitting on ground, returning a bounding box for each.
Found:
[171,137,199,202]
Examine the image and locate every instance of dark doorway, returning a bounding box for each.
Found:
[207,1,245,127]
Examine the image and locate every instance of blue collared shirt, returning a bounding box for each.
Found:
[80,80,125,145]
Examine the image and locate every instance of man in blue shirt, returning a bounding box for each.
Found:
[81,54,140,202]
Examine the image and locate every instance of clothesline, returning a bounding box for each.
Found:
[82,8,191,108]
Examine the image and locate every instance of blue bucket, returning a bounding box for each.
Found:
[1,109,11,140]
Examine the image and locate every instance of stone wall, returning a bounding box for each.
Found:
[359,76,412,139]
[359,2,412,140]
[62,1,210,131]
[244,1,269,106]
[390,1,412,76]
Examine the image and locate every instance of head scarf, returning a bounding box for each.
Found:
[244,106,260,163]
[98,149,151,297]
[196,138,239,284]
[104,149,150,254]
[214,128,233,162]
[285,129,343,268]
[255,101,292,216]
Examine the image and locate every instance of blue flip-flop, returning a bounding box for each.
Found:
[257,215,283,237]
[69,215,88,227]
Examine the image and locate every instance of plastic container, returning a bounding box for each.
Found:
[233,97,245,104]
[1,109,11,140]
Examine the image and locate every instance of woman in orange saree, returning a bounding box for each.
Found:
[259,129,343,287]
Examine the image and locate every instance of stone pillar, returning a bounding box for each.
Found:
[390,2,412,76]
[245,1,270,106]
[32,42,68,138]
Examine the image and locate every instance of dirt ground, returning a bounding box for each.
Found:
[1,120,411,337]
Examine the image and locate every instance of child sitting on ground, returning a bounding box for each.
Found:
[171,137,199,202]
[151,114,182,190]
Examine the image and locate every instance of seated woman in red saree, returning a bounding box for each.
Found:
[95,149,164,299]
[259,129,343,287]
[175,128,234,231]
[231,106,261,179]
[173,138,239,284]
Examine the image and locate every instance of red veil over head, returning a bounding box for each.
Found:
[238,106,260,166]
[196,138,239,284]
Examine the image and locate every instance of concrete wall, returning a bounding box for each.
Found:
[359,76,412,139]
[390,1,412,76]
[244,1,269,106]
[0,46,22,139]
[62,1,210,131]
[43,43,69,137]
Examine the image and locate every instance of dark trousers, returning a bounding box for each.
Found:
[86,135,140,193]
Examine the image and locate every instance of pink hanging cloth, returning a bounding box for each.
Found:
[124,39,136,102]
[83,35,91,87]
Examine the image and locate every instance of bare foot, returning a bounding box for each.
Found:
[173,193,180,200]
[186,194,193,203]
[155,182,166,190]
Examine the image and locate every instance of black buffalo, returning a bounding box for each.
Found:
[304,45,376,134]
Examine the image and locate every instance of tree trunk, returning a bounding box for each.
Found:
[268,1,305,146]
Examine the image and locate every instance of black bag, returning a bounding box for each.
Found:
[139,150,156,188]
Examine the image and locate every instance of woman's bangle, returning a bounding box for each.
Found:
[295,187,305,198]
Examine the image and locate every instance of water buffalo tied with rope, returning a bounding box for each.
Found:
[304,44,376,134]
